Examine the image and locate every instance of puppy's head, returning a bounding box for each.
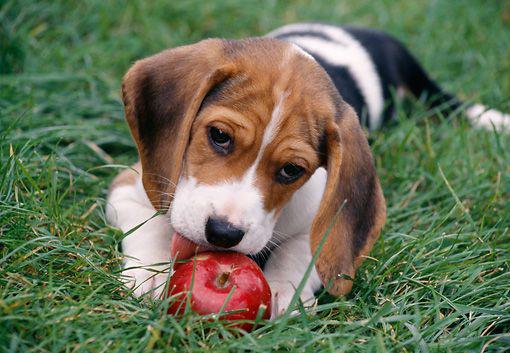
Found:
[121,38,385,296]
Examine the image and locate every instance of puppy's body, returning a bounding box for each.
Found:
[269,23,509,130]
[106,23,509,318]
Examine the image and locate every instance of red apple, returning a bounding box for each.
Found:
[167,251,271,331]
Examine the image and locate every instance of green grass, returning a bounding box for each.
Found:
[1,0,509,352]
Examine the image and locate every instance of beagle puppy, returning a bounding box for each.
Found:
[106,23,509,318]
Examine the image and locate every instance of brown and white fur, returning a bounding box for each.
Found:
[106,23,508,318]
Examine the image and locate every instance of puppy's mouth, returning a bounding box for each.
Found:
[170,232,208,260]
[171,231,268,270]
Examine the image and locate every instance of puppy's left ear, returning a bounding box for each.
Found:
[310,103,386,296]
[121,39,236,210]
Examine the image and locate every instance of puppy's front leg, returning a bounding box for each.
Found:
[106,165,172,299]
[264,233,323,319]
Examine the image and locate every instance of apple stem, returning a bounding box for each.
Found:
[217,272,230,287]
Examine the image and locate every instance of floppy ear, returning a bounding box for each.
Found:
[310,103,386,296]
[121,39,235,210]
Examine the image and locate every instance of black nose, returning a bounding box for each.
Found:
[205,218,245,248]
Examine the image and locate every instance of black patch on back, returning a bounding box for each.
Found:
[274,23,463,126]
[313,56,369,128]
[343,25,461,118]
[340,26,402,124]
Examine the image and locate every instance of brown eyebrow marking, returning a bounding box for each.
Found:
[199,74,250,111]
[197,106,255,132]
[199,76,236,110]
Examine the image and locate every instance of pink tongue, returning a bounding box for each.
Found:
[170,232,204,260]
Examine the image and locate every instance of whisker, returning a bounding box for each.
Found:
[143,189,175,200]
[143,172,176,186]
[272,229,292,240]
[266,238,280,247]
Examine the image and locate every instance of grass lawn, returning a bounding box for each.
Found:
[1,0,509,352]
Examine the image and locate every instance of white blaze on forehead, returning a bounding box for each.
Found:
[261,92,288,154]
[268,23,384,130]
[244,91,288,182]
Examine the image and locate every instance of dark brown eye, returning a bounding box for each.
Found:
[208,126,232,154]
[277,163,305,184]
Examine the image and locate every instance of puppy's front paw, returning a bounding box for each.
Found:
[122,261,171,299]
[269,282,316,319]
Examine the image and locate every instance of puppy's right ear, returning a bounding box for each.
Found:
[121,40,236,210]
[310,104,386,296]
